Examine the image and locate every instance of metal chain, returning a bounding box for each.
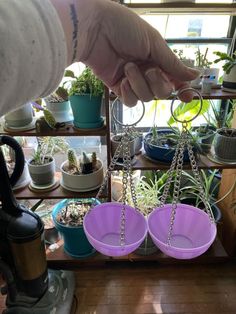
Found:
[167,130,187,245]
[186,140,215,222]
[95,138,123,200]
[160,139,182,206]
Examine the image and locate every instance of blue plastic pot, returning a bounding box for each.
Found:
[144,130,190,163]
[69,94,104,129]
[52,198,100,258]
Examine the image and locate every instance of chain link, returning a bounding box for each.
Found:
[95,125,139,247]
[163,122,215,246]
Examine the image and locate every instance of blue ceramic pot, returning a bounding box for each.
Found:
[144,130,190,163]
[52,198,100,258]
[69,94,104,129]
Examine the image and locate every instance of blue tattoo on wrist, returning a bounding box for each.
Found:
[70,4,78,63]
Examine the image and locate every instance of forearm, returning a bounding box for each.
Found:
[50,0,103,64]
[0,0,67,116]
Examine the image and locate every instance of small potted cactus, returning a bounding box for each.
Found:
[60,149,104,192]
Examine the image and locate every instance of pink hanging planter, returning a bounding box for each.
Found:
[83,202,148,257]
[148,204,217,260]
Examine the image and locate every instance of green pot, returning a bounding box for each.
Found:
[70,94,104,129]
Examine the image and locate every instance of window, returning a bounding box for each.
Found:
[119,2,234,128]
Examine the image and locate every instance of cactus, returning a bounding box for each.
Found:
[82,152,93,174]
[43,109,57,129]
[91,152,97,168]
[68,149,78,169]
[82,152,91,164]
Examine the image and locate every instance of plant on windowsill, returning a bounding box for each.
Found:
[143,125,202,163]
[213,127,236,162]
[213,50,236,92]
[52,198,100,258]
[191,48,219,88]
[128,171,173,255]
[180,169,222,222]
[60,149,104,192]
[172,48,194,67]
[27,137,68,188]
[44,70,74,123]
[68,67,105,129]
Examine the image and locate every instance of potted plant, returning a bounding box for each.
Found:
[4,102,34,130]
[214,50,236,92]
[143,126,200,163]
[194,123,215,153]
[33,200,59,244]
[180,169,223,222]
[60,149,104,192]
[28,137,68,187]
[111,133,136,162]
[128,171,172,255]
[44,70,74,123]
[52,198,99,258]
[69,67,104,129]
[173,48,195,67]
[191,48,219,88]
[213,128,236,161]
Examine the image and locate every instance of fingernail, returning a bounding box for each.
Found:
[146,69,157,82]
[125,63,137,77]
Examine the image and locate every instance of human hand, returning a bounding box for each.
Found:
[76,0,200,106]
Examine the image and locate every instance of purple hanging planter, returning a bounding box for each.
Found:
[83,202,148,257]
[148,204,217,260]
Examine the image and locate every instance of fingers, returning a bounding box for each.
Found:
[125,63,153,103]
[145,68,173,99]
[119,62,197,107]
[121,62,174,106]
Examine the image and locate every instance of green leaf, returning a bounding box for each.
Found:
[168,99,210,126]
[64,70,75,78]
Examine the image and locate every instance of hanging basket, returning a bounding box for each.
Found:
[83,202,147,257]
[148,204,217,259]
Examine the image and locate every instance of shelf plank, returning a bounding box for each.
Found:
[13,173,105,200]
[114,153,236,171]
[46,237,228,269]
[0,120,107,137]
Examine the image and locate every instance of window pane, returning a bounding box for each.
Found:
[141,14,230,38]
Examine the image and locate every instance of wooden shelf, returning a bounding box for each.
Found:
[13,173,106,200]
[127,3,236,15]
[115,152,236,171]
[0,120,107,137]
[47,237,228,269]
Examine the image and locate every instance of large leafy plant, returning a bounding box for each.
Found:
[69,67,104,97]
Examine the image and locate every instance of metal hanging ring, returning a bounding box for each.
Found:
[171,88,203,124]
[111,97,145,127]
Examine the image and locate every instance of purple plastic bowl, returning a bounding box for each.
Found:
[148,204,217,260]
[83,202,148,257]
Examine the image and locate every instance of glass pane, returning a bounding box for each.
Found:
[166,15,230,38]
[141,14,230,38]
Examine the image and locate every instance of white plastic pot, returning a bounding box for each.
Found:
[222,65,236,92]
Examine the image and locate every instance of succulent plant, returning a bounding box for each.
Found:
[68,149,78,169]
[43,109,57,129]
[91,152,97,168]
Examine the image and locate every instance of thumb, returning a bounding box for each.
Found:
[150,33,200,81]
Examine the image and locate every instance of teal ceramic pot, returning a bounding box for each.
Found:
[52,199,100,258]
[70,95,104,129]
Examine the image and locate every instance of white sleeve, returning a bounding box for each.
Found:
[0,0,67,116]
